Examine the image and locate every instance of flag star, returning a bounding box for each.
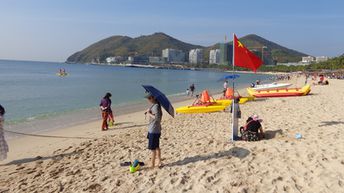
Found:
[238,41,244,48]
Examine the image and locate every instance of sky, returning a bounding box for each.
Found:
[0,0,343,62]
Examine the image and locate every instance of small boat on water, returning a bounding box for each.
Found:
[251,82,292,91]
[247,84,311,98]
[56,72,68,77]
[57,68,68,77]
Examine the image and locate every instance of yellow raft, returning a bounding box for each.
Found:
[214,97,252,106]
[247,84,311,98]
[56,73,68,77]
[176,103,226,114]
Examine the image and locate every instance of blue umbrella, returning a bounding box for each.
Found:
[218,74,240,82]
[142,85,175,118]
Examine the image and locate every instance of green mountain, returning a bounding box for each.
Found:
[204,34,307,64]
[66,32,203,63]
[239,34,307,63]
[66,32,308,64]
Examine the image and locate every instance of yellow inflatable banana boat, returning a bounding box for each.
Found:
[247,84,311,98]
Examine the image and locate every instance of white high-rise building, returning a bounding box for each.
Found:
[209,49,220,64]
[315,56,329,63]
[301,56,315,64]
[162,48,185,63]
[189,49,203,64]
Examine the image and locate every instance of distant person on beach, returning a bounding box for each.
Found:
[240,115,264,141]
[189,83,195,96]
[256,80,261,85]
[144,93,163,168]
[223,81,228,96]
[186,88,190,96]
[0,104,9,161]
[99,92,114,131]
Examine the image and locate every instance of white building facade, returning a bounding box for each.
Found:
[315,56,329,63]
[189,49,203,64]
[162,48,185,63]
[209,49,220,64]
[301,56,315,64]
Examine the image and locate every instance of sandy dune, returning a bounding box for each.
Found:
[1,79,344,193]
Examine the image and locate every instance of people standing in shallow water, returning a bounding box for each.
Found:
[99,93,114,131]
[0,104,9,161]
[144,93,163,168]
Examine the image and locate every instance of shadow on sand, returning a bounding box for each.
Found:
[109,122,147,130]
[166,147,250,167]
[264,129,283,139]
[4,130,95,140]
[1,152,79,166]
[318,121,344,127]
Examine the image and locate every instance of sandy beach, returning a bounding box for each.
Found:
[1,78,344,193]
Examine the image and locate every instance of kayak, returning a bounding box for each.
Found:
[176,104,226,114]
[247,84,311,98]
[252,83,292,91]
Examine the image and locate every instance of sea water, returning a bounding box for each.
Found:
[0,60,272,134]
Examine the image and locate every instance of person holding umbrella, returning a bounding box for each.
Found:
[145,93,163,168]
[142,85,174,168]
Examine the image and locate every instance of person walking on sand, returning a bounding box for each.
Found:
[0,104,9,161]
[144,93,163,168]
[99,92,114,131]
[189,83,195,97]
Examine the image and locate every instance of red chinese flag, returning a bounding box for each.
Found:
[233,34,263,72]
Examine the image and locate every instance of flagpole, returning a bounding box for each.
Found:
[232,33,235,91]
[232,33,239,142]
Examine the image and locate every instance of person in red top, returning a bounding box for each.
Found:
[99,93,114,131]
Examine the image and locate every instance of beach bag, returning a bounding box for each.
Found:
[241,131,259,141]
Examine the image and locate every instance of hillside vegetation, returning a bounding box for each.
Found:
[66,32,308,64]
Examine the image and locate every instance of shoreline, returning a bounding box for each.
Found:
[2,78,344,192]
[4,84,253,140]
[1,90,227,163]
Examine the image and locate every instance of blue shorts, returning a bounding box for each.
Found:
[147,133,161,150]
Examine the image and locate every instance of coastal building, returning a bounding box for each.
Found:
[219,43,233,65]
[162,48,185,63]
[128,55,149,64]
[106,56,125,64]
[277,62,307,66]
[209,49,220,64]
[301,56,315,64]
[149,56,165,64]
[315,56,329,63]
[189,49,203,64]
[128,56,134,63]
